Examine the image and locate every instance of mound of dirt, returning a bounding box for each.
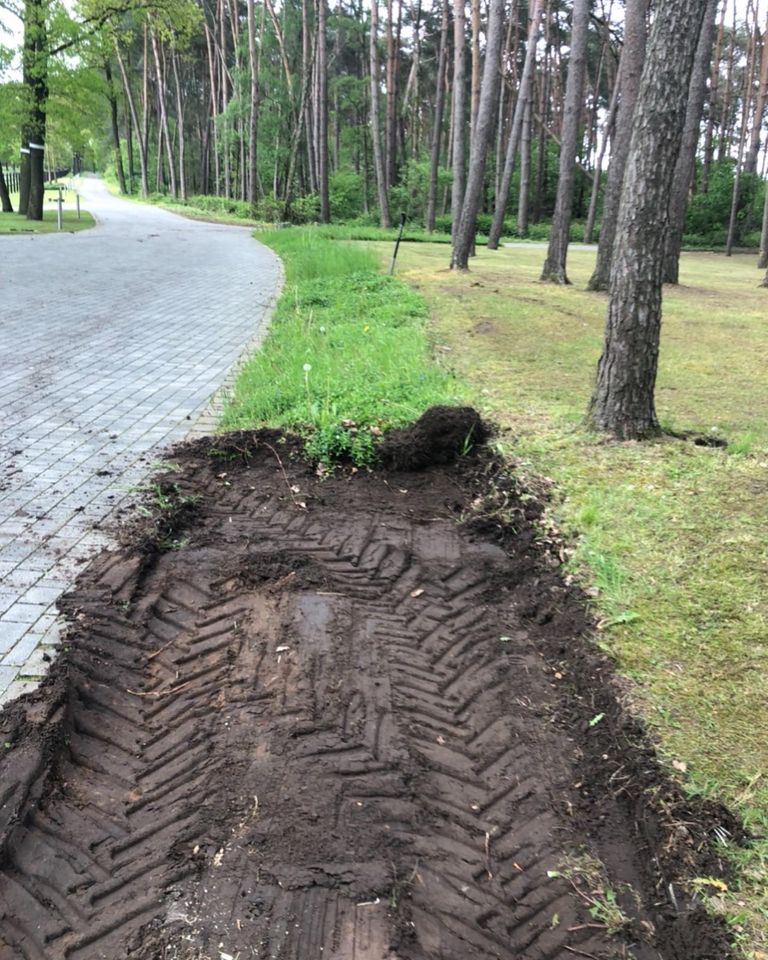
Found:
[0,417,740,960]
[378,404,491,470]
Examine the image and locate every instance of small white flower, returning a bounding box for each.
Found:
[303,363,312,372]
[319,325,326,333]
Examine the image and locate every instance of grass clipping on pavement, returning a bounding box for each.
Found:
[222,227,463,463]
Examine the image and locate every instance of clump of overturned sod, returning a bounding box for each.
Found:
[221,227,464,464]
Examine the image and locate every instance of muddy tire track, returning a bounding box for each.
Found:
[0,424,735,960]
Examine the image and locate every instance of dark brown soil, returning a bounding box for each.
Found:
[0,409,739,960]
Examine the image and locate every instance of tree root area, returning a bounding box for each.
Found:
[0,414,740,960]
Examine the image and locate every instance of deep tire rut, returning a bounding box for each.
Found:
[0,429,735,960]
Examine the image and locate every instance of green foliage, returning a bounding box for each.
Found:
[685,160,765,248]
[222,228,462,464]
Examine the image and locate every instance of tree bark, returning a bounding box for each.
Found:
[663,0,719,285]
[585,74,620,243]
[469,0,480,132]
[745,14,768,174]
[487,0,544,249]
[702,0,726,192]
[540,0,589,283]
[246,0,260,206]
[587,0,648,291]
[150,28,177,198]
[449,0,466,239]
[758,165,768,268]
[385,0,399,188]
[115,42,148,197]
[426,0,449,231]
[589,0,709,439]
[517,97,532,236]
[0,162,13,213]
[370,0,391,225]
[726,10,758,256]
[171,50,187,201]
[451,0,505,269]
[105,61,128,195]
[22,0,48,221]
[317,0,330,221]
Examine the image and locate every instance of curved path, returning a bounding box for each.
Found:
[0,179,281,704]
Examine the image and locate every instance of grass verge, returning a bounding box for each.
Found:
[221,227,464,463]
[1,190,94,235]
[380,240,768,957]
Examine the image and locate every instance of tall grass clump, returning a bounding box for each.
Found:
[222,227,462,464]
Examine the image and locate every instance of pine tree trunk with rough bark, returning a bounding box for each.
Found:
[589,0,709,439]
[426,0,449,232]
[451,0,504,269]
[449,0,466,239]
[370,0,391,226]
[587,0,648,291]
[487,0,544,249]
[540,0,589,284]
[663,0,719,285]
[317,0,330,222]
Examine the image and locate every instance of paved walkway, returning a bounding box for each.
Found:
[0,179,281,704]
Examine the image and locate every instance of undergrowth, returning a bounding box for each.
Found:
[221,227,462,463]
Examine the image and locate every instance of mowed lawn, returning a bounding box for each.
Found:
[377,240,768,952]
[0,188,94,235]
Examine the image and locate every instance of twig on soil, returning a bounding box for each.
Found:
[146,637,178,661]
[126,679,195,699]
[563,946,604,960]
[484,830,494,880]
[264,443,306,510]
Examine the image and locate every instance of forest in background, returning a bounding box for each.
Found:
[1,0,767,258]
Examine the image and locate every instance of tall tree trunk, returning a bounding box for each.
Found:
[487,0,544,249]
[532,38,549,223]
[150,28,177,198]
[758,178,768,268]
[22,0,48,221]
[663,0,719,284]
[203,22,221,196]
[587,0,648,291]
[0,161,13,213]
[451,0,505,269]
[449,0,466,238]
[142,25,152,194]
[425,0,449,231]
[125,108,134,190]
[589,0,709,439]
[702,0,726,192]
[746,14,768,174]
[246,0,260,205]
[726,11,758,256]
[105,61,128,195]
[469,0,480,132]
[317,0,330,221]
[171,50,187,201]
[585,74,620,243]
[718,5,737,162]
[115,42,148,197]
[495,7,516,202]
[385,0,399,188]
[540,0,589,283]
[370,0,391,225]
[517,97,532,236]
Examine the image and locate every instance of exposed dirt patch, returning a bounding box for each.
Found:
[0,412,739,960]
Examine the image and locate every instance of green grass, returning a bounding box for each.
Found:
[221,227,463,463]
[381,241,768,955]
[1,187,94,234]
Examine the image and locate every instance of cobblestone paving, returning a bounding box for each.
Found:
[0,179,281,704]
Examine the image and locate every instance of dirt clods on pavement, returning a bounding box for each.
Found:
[0,410,739,960]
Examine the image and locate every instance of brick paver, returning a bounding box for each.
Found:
[0,178,281,704]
